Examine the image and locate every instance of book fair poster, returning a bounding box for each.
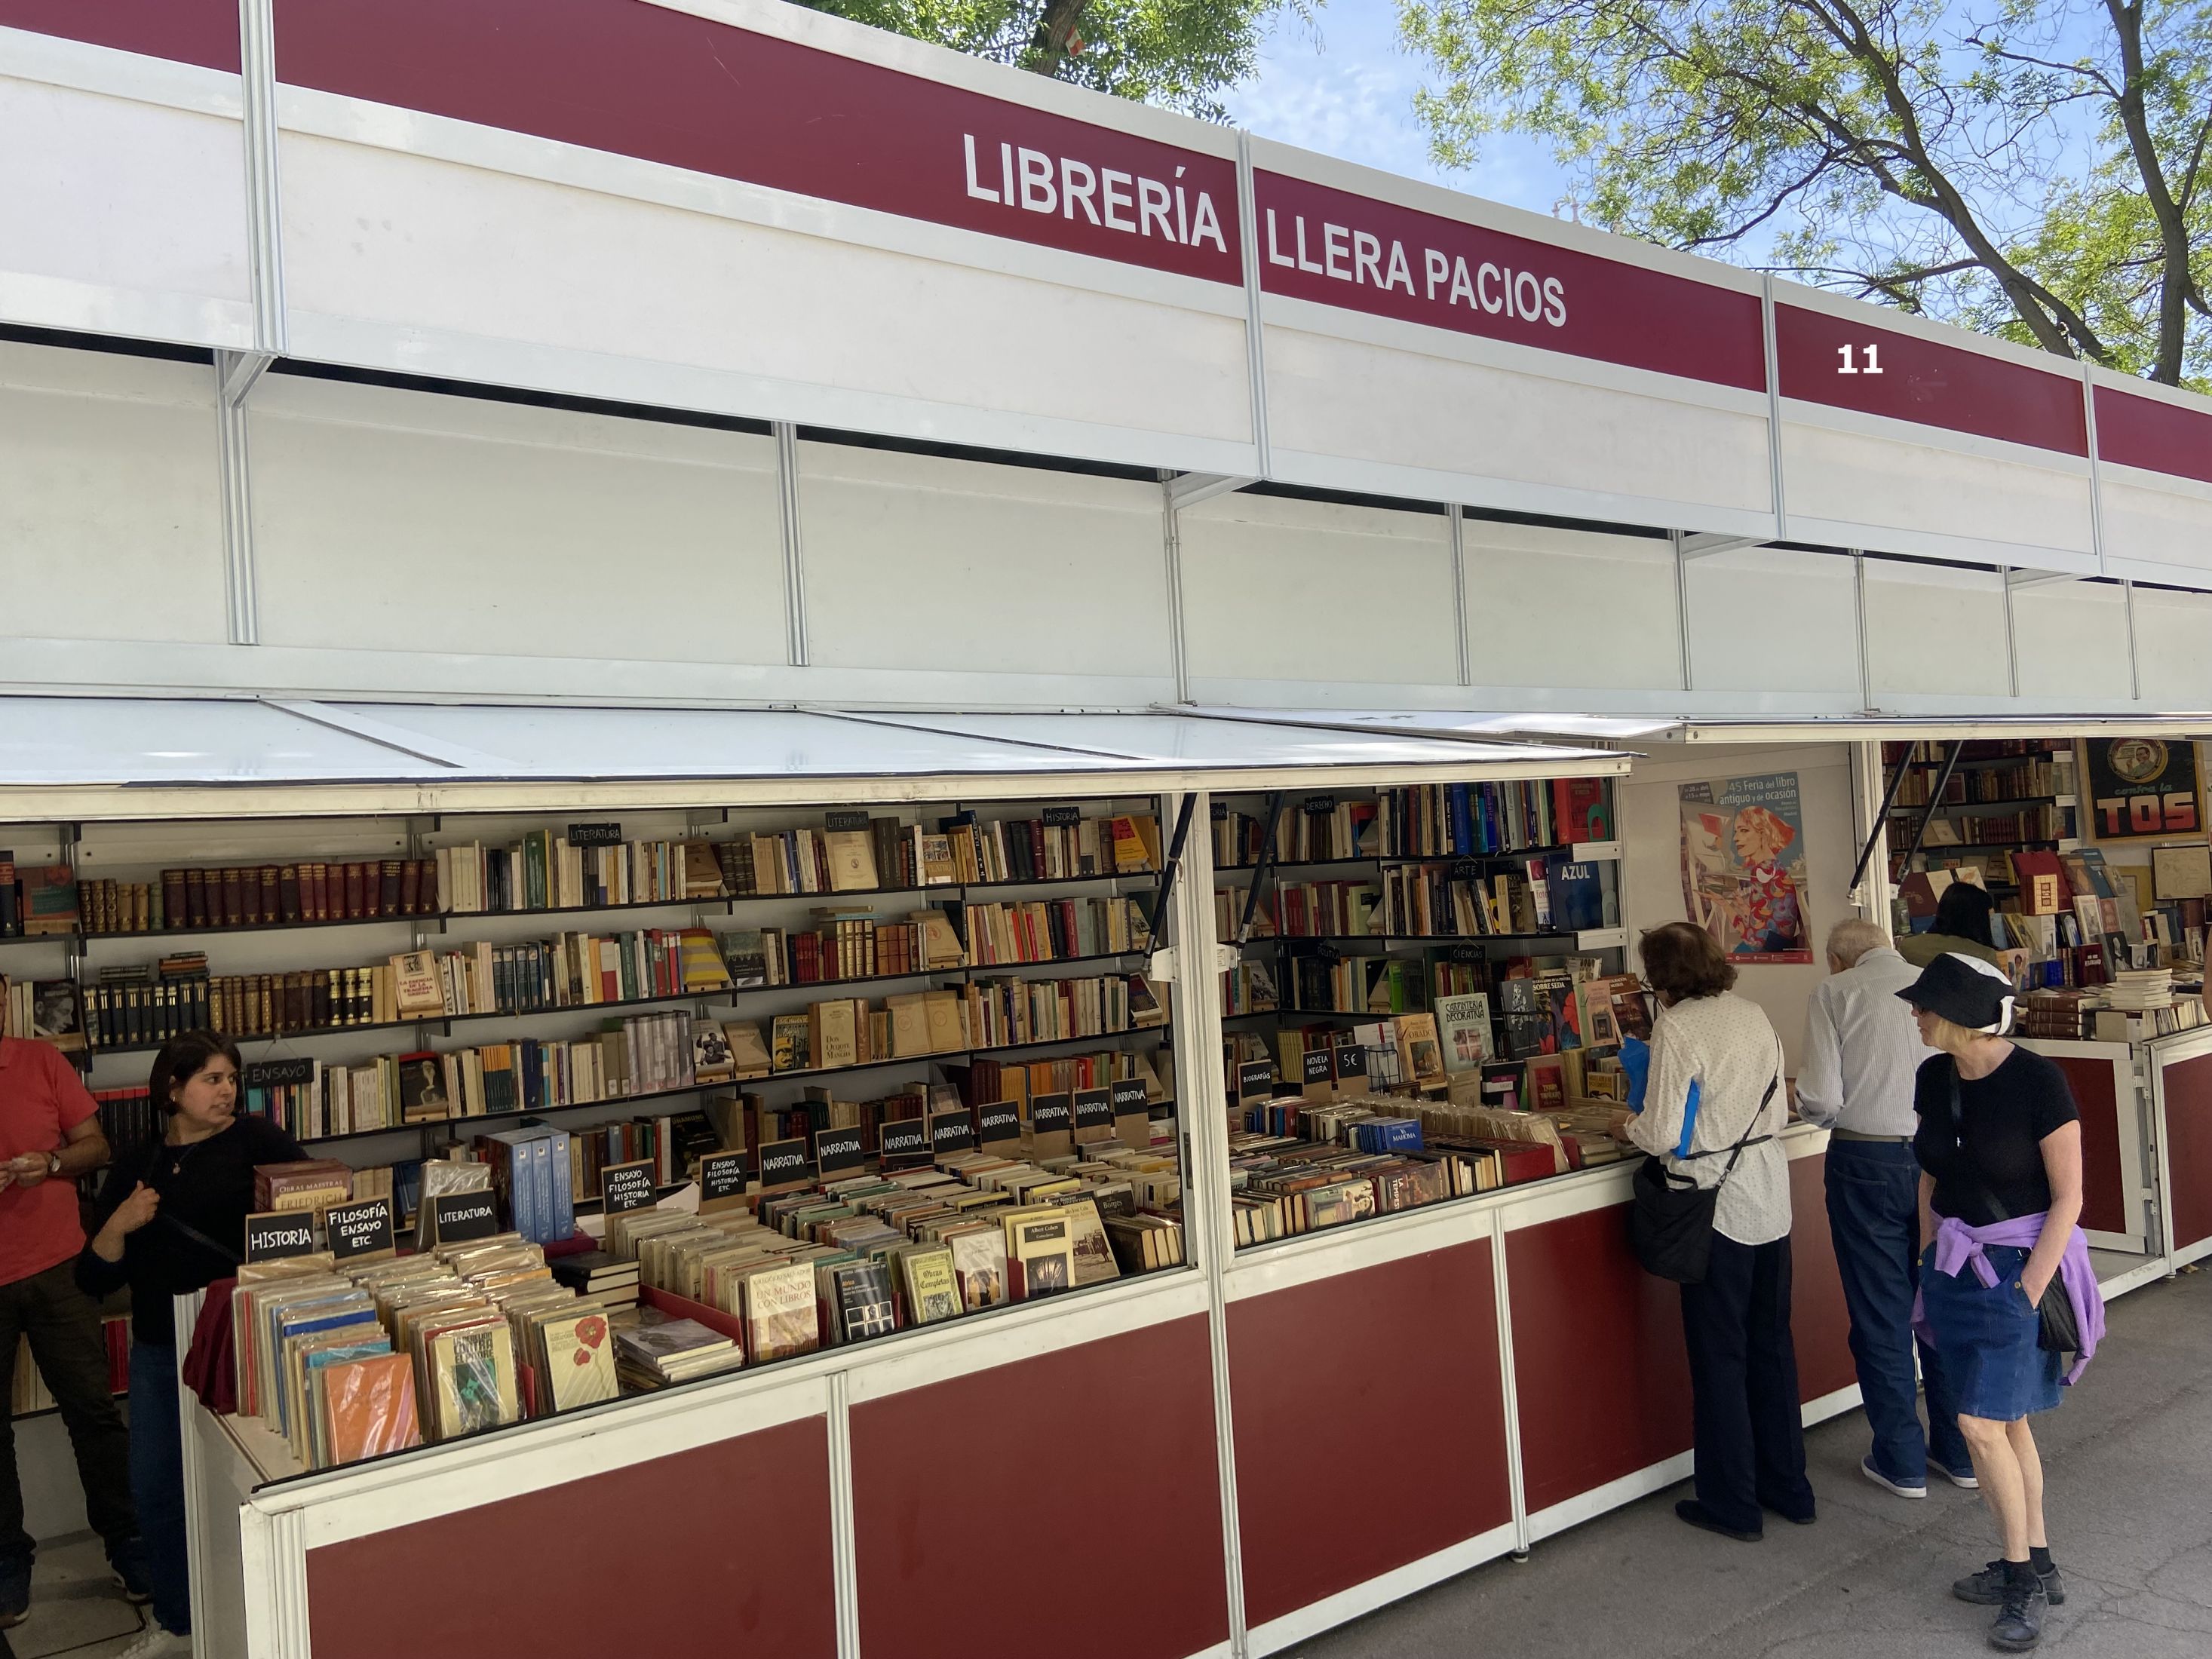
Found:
[1679,772,1813,964]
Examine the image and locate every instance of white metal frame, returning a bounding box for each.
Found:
[2019,1039,2153,1254]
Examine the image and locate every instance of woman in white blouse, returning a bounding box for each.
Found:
[1624,921,1812,1541]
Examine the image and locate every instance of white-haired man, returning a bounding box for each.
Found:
[1798,918,1974,1498]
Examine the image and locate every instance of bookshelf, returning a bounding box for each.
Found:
[8,796,1184,1234]
[1881,739,2079,892]
[1208,778,1633,1227]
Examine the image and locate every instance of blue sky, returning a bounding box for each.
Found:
[1219,0,1573,217]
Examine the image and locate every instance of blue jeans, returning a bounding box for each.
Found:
[1824,1139,1970,1481]
[127,1342,190,1636]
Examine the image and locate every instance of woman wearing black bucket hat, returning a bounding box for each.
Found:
[1901,952,2103,1653]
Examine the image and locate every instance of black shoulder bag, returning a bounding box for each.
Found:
[1628,1047,1781,1284]
[1944,1061,2078,1356]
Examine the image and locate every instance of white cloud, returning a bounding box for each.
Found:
[1220,0,1571,216]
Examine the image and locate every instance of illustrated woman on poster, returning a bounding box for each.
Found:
[1730,806,1805,956]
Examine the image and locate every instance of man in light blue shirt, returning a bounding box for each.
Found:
[1798,918,1974,1498]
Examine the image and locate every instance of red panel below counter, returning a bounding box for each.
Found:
[849,1313,1229,1659]
[2162,1051,2212,1250]
[1787,1151,1857,1404]
[2049,1056,2128,1237]
[304,1415,838,1659]
[1507,1202,1693,1515]
[1227,1238,1512,1629]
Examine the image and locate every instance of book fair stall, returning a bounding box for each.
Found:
[3,2,2212,1657]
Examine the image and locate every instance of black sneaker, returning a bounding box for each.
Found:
[1955,1559,2066,1607]
[1990,1572,2048,1651]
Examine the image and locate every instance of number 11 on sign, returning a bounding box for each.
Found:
[1837,344,1883,374]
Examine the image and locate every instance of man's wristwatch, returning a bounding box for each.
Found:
[45,1151,61,1177]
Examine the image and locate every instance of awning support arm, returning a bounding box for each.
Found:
[1146,792,1200,950]
[1235,790,1286,946]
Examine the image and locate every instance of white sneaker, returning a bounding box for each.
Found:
[116,1624,193,1658]
[1928,1457,1981,1490]
[1860,1455,1928,1499]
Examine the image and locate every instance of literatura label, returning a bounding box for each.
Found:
[1030,1092,1073,1134]
[1110,1078,1149,1115]
[757,1137,812,1187]
[824,810,870,832]
[431,1191,500,1245]
[698,1149,751,1206]
[1073,1087,1114,1130]
[1238,1059,1276,1100]
[242,1056,316,1089]
[929,1109,977,1154]
[600,1159,659,1215]
[1042,805,1081,826]
[1335,1045,1369,1081]
[324,1197,394,1262]
[977,1101,1023,1145]
[816,1127,867,1176]
[243,1210,318,1264]
[879,1120,931,1161]
[566,822,623,845]
[1302,1048,1335,1086]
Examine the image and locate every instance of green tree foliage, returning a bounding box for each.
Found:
[801,0,1301,119]
[1398,0,2212,387]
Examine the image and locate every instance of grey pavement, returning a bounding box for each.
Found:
[1284,1265,2212,1659]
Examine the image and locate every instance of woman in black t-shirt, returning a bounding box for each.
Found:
[1900,953,2085,1654]
[76,1032,305,1657]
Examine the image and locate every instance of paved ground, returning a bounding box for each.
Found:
[11,1268,2205,1657]
[1286,1265,2212,1659]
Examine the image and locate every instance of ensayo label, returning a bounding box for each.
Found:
[698,1149,752,1205]
[324,1197,394,1262]
[600,1160,659,1215]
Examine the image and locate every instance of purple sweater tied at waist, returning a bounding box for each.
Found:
[1911,1211,2105,1385]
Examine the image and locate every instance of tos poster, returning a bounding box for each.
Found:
[1679,772,1813,964]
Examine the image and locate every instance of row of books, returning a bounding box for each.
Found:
[613,1137,1186,1354]
[76,859,438,935]
[1885,750,2071,808]
[53,904,1163,1059]
[6,807,1164,943]
[1212,780,1613,867]
[233,1010,701,1139]
[1913,807,2070,848]
[718,810,1161,898]
[1371,857,1615,938]
[232,1235,632,1469]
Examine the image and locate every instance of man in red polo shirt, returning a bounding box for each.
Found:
[0,980,145,1626]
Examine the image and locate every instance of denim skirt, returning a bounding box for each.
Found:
[1922,1243,2063,1421]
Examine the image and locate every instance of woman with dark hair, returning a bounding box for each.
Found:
[1618,921,1812,1541]
[1900,882,2008,970]
[75,1033,305,1659]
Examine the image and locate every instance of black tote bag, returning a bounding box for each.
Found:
[1628,1059,1779,1284]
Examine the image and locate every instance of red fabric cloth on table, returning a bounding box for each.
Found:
[181,1275,238,1415]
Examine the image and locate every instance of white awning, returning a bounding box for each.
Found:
[1180,706,2212,747]
[0,697,1629,821]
